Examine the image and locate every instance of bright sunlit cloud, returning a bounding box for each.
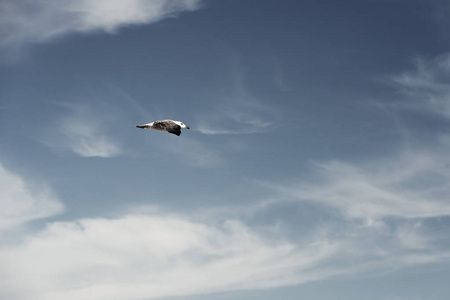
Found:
[2,197,449,300]
[2,140,450,300]
[0,0,200,51]
[0,212,331,300]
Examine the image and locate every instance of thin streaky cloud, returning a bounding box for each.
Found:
[262,150,450,222]
[194,107,274,135]
[392,54,450,118]
[195,57,278,135]
[194,96,274,135]
[195,119,272,135]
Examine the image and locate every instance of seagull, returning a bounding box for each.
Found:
[136,119,190,136]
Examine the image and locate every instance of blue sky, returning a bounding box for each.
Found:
[1,0,450,299]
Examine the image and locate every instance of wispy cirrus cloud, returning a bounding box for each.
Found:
[263,54,450,223]
[60,117,121,158]
[265,150,450,222]
[44,102,122,158]
[0,0,200,54]
[195,110,272,135]
[194,57,277,135]
[245,149,450,293]
[392,54,450,118]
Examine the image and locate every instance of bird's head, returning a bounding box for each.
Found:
[174,121,190,129]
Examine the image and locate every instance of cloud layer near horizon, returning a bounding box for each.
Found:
[0,214,322,300]
[2,148,450,300]
[0,165,339,300]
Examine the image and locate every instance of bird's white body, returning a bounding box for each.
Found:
[136,119,190,136]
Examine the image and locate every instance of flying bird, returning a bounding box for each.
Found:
[136,119,190,136]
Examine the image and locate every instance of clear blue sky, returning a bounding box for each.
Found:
[1,1,450,299]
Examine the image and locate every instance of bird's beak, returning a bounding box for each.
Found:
[186,126,190,129]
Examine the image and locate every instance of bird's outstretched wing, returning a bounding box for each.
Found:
[165,124,181,136]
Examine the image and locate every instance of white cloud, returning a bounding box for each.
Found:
[265,151,450,221]
[0,213,342,300]
[0,0,200,49]
[195,113,272,135]
[392,54,450,118]
[2,208,447,300]
[60,117,121,158]
[0,163,63,233]
[257,54,450,222]
[3,162,431,300]
[44,102,122,158]
[1,158,449,300]
[4,51,450,300]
